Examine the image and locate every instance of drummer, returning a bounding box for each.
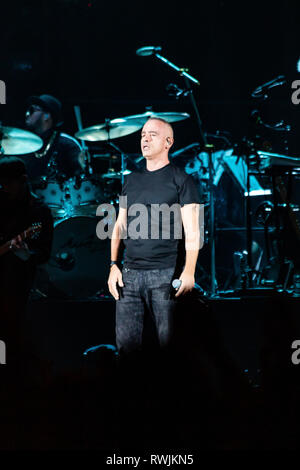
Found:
[23,94,83,186]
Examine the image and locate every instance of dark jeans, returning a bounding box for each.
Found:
[115,266,176,354]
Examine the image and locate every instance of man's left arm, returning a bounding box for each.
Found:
[175,203,202,297]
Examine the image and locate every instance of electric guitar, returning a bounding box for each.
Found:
[0,222,42,257]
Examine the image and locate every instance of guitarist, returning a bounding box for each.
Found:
[0,157,53,379]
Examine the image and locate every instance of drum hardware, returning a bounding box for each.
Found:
[205,143,218,296]
[233,135,300,291]
[255,201,275,265]
[231,138,270,288]
[170,142,201,159]
[74,105,93,175]
[256,150,300,171]
[0,125,43,155]
[292,273,300,298]
[101,169,131,180]
[251,75,286,100]
[166,83,191,100]
[204,131,232,149]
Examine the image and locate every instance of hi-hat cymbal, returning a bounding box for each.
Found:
[101,169,132,179]
[75,118,143,142]
[0,126,43,155]
[122,111,190,124]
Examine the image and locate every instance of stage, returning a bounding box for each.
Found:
[0,291,298,451]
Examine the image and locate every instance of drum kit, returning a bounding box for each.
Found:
[1,96,299,299]
[0,110,193,300]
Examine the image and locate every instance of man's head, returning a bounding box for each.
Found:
[0,157,28,201]
[141,118,174,161]
[25,94,63,135]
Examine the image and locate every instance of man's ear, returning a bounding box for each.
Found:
[166,137,173,147]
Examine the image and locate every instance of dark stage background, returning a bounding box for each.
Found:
[1,0,300,155]
[1,1,300,452]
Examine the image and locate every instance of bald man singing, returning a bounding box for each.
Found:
[108,118,202,356]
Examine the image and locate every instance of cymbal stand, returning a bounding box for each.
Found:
[245,151,254,287]
[106,140,127,186]
[0,124,4,155]
[74,105,93,175]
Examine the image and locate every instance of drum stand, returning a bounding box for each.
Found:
[74,105,93,175]
[107,141,127,185]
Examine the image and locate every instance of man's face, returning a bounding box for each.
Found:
[25,105,47,133]
[141,119,173,159]
[0,177,25,201]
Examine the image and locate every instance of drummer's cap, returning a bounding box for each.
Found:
[27,94,63,127]
[0,157,27,180]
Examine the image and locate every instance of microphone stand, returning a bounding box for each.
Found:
[153,50,217,296]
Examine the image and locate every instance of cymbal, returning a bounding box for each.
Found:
[122,111,190,124]
[0,126,43,155]
[101,169,132,179]
[75,111,190,142]
[75,119,143,142]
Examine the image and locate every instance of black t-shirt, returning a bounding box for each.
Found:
[120,162,201,270]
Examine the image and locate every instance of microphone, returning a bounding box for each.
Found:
[136,46,162,57]
[172,279,182,290]
[172,279,206,295]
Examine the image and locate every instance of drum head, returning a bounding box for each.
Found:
[35,216,111,299]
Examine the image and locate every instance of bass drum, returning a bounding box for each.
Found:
[35,216,111,299]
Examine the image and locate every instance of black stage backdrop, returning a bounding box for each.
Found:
[1,1,300,453]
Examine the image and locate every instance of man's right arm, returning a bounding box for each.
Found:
[107,207,127,300]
